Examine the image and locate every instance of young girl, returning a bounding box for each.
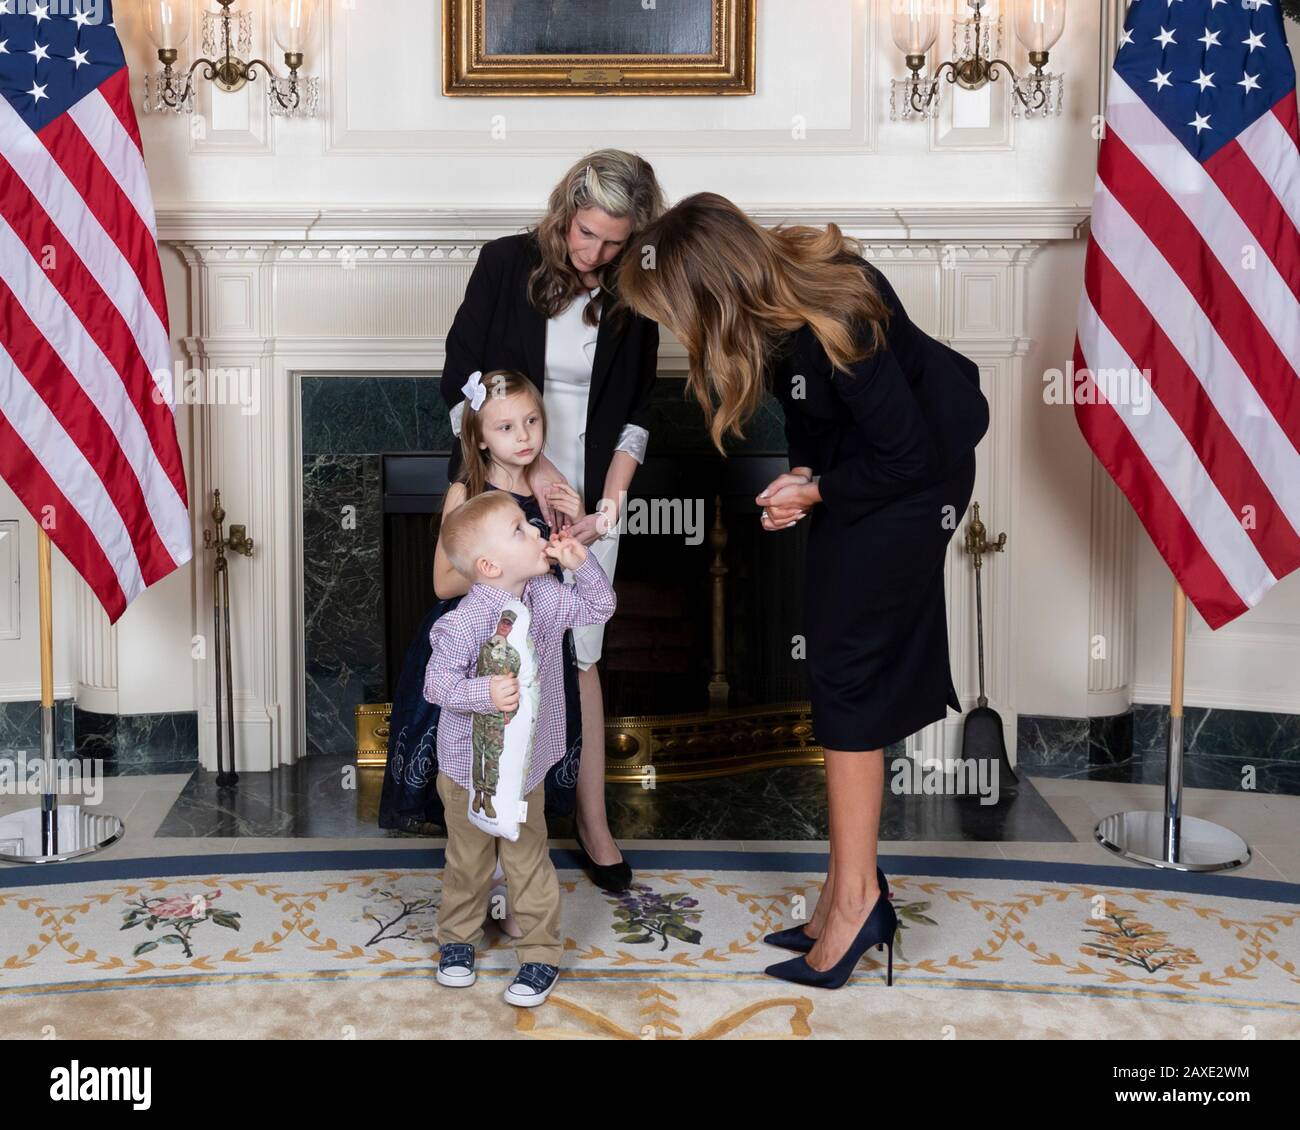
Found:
[378,370,587,933]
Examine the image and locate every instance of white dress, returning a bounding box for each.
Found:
[542,286,647,669]
[450,285,649,670]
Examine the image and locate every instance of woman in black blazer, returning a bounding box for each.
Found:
[618,193,989,989]
[436,151,666,891]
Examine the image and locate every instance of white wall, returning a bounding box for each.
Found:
[0,507,78,703]
[1136,539,1300,713]
[1015,237,1094,719]
[129,0,1105,209]
[2,0,1298,736]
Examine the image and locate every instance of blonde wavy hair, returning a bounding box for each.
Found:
[453,370,548,501]
[529,149,667,327]
[615,192,890,453]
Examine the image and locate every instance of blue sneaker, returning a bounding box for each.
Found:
[437,942,476,987]
[503,962,558,1007]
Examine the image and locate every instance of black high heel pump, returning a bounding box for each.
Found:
[763,868,890,953]
[763,887,898,989]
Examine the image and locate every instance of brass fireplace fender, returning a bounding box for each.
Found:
[356,699,823,782]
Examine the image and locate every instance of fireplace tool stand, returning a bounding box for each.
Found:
[960,501,1016,791]
[204,491,253,787]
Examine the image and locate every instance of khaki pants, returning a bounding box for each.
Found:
[435,772,561,966]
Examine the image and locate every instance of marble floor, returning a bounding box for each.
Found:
[0,758,1295,885]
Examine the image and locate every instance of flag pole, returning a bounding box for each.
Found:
[1095,578,1250,871]
[0,529,124,864]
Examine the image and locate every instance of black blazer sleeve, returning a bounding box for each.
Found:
[441,238,508,414]
[626,318,660,435]
[815,344,939,521]
[441,239,509,483]
[781,395,820,474]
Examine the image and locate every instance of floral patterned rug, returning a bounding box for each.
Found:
[1,852,1297,1039]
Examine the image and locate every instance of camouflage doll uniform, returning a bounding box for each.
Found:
[471,610,520,819]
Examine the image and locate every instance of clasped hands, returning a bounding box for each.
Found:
[757,470,820,532]
[527,463,617,547]
[543,529,587,570]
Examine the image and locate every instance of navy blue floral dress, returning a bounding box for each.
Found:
[377,485,582,831]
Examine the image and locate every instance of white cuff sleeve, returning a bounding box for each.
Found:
[614,423,650,464]
[449,400,465,438]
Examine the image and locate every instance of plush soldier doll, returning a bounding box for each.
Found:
[471,610,520,819]
[468,602,539,840]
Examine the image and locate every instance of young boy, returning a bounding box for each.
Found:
[424,489,615,1007]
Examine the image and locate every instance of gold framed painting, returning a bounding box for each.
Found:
[443,0,756,96]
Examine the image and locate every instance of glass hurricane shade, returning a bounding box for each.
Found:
[890,0,940,56]
[1014,0,1066,54]
[136,0,191,51]
[274,0,318,54]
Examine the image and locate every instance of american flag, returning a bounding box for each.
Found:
[1075,0,1300,630]
[0,0,190,623]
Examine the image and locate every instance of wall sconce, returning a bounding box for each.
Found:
[139,0,320,118]
[890,0,1066,122]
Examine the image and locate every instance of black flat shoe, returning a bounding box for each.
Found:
[573,824,632,893]
[763,867,891,953]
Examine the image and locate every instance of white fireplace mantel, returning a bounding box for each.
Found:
[158,203,1091,246]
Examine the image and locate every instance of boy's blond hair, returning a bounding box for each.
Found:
[439,490,521,579]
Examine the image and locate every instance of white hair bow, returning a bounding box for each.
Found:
[461,370,487,413]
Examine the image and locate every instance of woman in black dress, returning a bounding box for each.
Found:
[617,193,989,989]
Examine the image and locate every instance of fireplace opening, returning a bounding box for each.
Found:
[381,454,447,700]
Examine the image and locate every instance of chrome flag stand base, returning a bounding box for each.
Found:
[0,802,126,864]
[0,532,125,864]
[1095,811,1250,872]
[1095,582,1250,874]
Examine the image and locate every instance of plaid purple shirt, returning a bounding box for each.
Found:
[423,553,616,796]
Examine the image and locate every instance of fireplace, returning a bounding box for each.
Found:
[168,219,1049,774]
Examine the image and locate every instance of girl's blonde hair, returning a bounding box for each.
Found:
[453,370,547,502]
[529,149,667,328]
[616,192,890,453]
